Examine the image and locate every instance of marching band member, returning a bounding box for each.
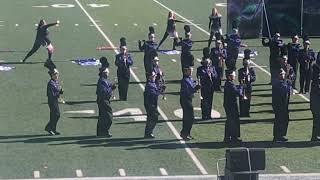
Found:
[238,49,256,117]
[176,25,194,75]
[22,19,59,65]
[96,67,116,137]
[139,26,158,78]
[225,28,247,70]
[197,56,218,120]
[223,69,243,143]
[45,69,63,136]
[144,72,161,138]
[298,39,315,94]
[180,66,201,140]
[208,7,222,48]
[210,39,226,91]
[115,45,133,101]
[151,55,166,100]
[272,68,291,142]
[157,11,184,50]
[287,35,301,89]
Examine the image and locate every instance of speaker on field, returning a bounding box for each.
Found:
[226,148,265,171]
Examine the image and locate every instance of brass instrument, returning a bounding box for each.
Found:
[112,77,118,100]
[58,80,65,104]
[158,72,167,100]
[240,69,249,100]
[197,77,203,100]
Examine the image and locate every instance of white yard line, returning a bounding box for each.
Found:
[74,0,208,175]
[159,168,168,176]
[118,169,126,177]
[280,166,291,173]
[33,171,40,178]
[76,169,84,177]
[64,110,95,114]
[152,0,310,102]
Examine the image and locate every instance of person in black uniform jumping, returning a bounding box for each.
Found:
[157,11,184,50]
[96,67,116,137]
[45,68,63,136]
[22,19,59,65]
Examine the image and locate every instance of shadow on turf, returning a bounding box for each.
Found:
[251,101,308,106]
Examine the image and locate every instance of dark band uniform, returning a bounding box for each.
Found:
[177,38,194,73]
[210,45,226,89]
[298,46,315,93]
[310,61,320,141]
[223,71,243,142]
[262,36,283,80]
[196,61,218,120]
[272,70,291,141]
[115,52,133,100]
[144,74,161,138]
[226,33,242,69]
[45,70,62,135]
[238,65,256,117]
[96,73,114,136]
[180,70,200,140]
[287,42,300,88]
[139,40,157,75]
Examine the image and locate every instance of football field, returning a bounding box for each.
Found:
[0,0,319,179]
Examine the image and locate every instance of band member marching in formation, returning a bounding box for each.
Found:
[280,55,295,97]
[180,66,201,140]
[225,28,247,70]
[176,25,194,75]
[210,39,226,91]
[287,35,301,89]
[208,7,222,48]
[151,54,166,100]
[139,26,158,78]
[238,49,256,117]
[22,19,59,66]
[197,52,218,120]
[45,69,63,136]
[99,56,110,69]
[272,68,291,142]
[223,69,243,142]
[157,11,184,50]
[144,72,161,138]
[298,39,315,94]
[96,67,116,137]
[310,54,320,142]
[115,40,133,101]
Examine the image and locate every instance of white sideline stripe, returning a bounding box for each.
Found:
[33,171,40,178]
[74,0,208,175]
[171,59,176,62]
[280,166,291,173]
[64,110,95,114]
[196,58,201,62]
[159,168,168,176]
[118,169,126,177]
[32,5,49,8]
[76,169,83,177]
[152,0,310,103]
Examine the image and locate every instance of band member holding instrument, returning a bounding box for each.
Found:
[176,25,194,75]
[310,54,320,142]
[180,66,201,140]
[210,39,226,91]
[208,7,222,48]
[197,55,218,120]
[287,35,301,89]
[152,55,166,100]
[139,26,158,78]
[144,72,161,138]
[225,28,247,70]
[298,39,315,94]
[238,49,256,117]
[45,69,63,136]
[157,11,184,50]
[115,44,133,101]
[223,69,243,143]
[22,19,59,65]
[262,32,284,83]
[96,67,116,137]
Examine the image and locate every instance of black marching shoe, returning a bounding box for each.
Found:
[223,137,231,143]
[180,134,192,141]
[311,136,320,142]
[144,133,155,139]
[97,132,112,138]
[273,136,288,142]
[53,131,61,135]
[45,129,56,136]
[231,137,242,143]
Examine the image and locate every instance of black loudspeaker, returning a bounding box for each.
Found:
[226,148,265,172]
[225,168,259,180]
